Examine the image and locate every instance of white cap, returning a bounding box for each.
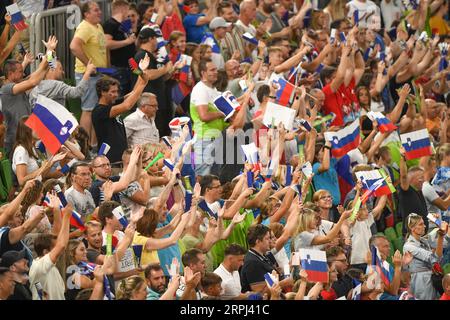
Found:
[209,17,231,30]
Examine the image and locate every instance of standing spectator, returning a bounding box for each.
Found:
[380,0,403,29]
[103,0,137,96]
[0,250,31,300]
[29,61,96,108]
[154,0,186,40]
[70,1,108,150]
[190,59,226,176]
[403,213,449,300]
[206,17,231,70]
[92,70,149,165]
[178,248,206,299]
[398,148,428,235]
[214,243,249,299]
[65,162,96,219]
[183,0,218,44]
[124,93,160,147]
[1,56,48,154]
[134,27,175,137]
[29,204,72,300]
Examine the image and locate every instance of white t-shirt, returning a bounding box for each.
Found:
[346,0,380,28]
[350,213,374,265]
[102,231,135,274]
[214,264,242,298]
[29,254,66,300]
[294,220,334,251]
[190,81,220,108]
[422,181,445,227]
[380,0,403,29]
[12,145,39,175]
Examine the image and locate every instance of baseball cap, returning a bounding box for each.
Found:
[138,27,158,40]
[209,17,231,30]
[0,250,28,268]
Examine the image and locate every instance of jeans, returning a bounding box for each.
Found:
[193,138,220,176]
[75,73,101,111]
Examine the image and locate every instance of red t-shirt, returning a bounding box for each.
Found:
[440,293,450,300]
[320,288,337,300]
[322,78,359,127]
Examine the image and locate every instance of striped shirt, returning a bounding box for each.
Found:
[124,108,160,147]
[220,20,256,61]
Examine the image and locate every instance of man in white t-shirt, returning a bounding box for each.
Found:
[214,244,251,299]
[189,59,227,176]
[346,0,381,28]
[29,204,72,300]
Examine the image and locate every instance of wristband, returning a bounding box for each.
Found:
[323,145,331,150]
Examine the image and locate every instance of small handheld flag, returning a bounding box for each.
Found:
[96,67,117,75]
[264,273,277,287]
[301,161,313,178]
[241,143,259,167]
[247,171,254,188]
[198,200,218,220]
[59,158,77,174]
[330,29,337,44]
[300,249,328,283]
[367,111,397,133]
[132,245,143,267]
[400,129,432,160]
[98,143,111,156]
[273,77,295,106]
[351,279,362,300]
[119,19,133,35]
[6,4,28,31]
[25,95,79,155]
[339,32,347,44]
[285,165,292,186]
[324,120,361,158]
[112,206,128,228]
[427,213,442,227]
[262,102,297,131]
[242,32,259,45]
[184,190,193,212]
[129,58,142,76]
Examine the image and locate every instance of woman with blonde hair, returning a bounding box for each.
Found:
[117,275,148,300]
[293,206,351,251]
[323,0,347,23]
[403,213,449,300]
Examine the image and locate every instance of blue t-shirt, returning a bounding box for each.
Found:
[312,158,341,205]
[156,214,183,276]
[183,14,207,43]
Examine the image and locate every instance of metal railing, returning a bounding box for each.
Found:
[29,0,111,81]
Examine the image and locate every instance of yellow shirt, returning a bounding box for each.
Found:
[74,20,107,73]
[430,16,449,36]
[133,232,160,278]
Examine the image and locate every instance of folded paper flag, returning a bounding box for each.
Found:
[330,28,337,43]
[201,34,221,54]
[162,136,172,148]
[427,213,442,227]
[241,143,259,165]
[274,77,295,106]
[299,119,312,131]
[264,272,277,287]
[132,245,143,266]
[25,95,78,155]
[184,190,193,212]
[198,200,218,220]
[324,120,360,158]
[150,13,158,24]
[301,161,313,178]
[285,165,292,186]
[96,68,117,75]
[98,143,111,156]
[300,249,328,283]
[242,32,259,45]
[262,102,296,131]
[400,129,432,160]
[112,206,128,228]
[339,32,347,44]
[213,91,241,121]
[119,19,132,35]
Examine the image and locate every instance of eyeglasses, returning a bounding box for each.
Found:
[209,184,222,189]
[94,163,111,169]
[407,213,420,226]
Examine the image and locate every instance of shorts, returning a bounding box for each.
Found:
[75,73,101,111]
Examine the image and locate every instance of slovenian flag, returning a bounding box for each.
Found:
[355,170,395,201]
[241,143,260,170]
[201,34,220,54]
[431,166,450,186]
[172,82,191,105]
[178,54,192,83]
[184,190,193,212]
[98,143,110,156]
[132,245,143,266]
[25,95,78,155]
[242,32,258,45]
[213,91,241,121]
[119,19,132,35]
[163,159,175,171]
[6,4,28,31]
[351,279,361,300]
[51,185,86,231]
[60,158,77,174]
[427,213,442,227]
[336,155,355,203]
[367,112,397,133]
[113,206,128,228]
[285,165,292,186]
[274,77,295,106]
[400,129,432,160]
[300,249,328,283]
[324,120,361,158]
[371,245,392,287]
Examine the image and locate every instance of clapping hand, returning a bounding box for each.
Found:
[42,35,58,52]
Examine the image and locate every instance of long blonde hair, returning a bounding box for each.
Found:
[405,213,422,239]
[295,208,317,236]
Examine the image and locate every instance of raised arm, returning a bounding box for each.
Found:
[49,204,72,264]
[310,210,351,245]
[109,74,149,118]
[0,180,35,227]
[399,147,409,191]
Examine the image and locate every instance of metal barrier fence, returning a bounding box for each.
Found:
[29,0,111,81]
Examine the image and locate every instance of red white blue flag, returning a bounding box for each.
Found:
[25,95,78,155]
[324,120,361,158]
[367,111,397,133]
[6,4,28,31]
[299,249,329,283]
[274,77,295,106]
[400,129,432,160]
[355,170,394,201]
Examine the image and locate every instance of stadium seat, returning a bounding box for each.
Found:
[392,237,404,254]
[443,263,450,275]
[0,159,13,194]
[395,222,403,238]
[384,227,397,242]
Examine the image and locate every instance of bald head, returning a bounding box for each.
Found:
[239,0,256,24]
[225,59,240,79]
